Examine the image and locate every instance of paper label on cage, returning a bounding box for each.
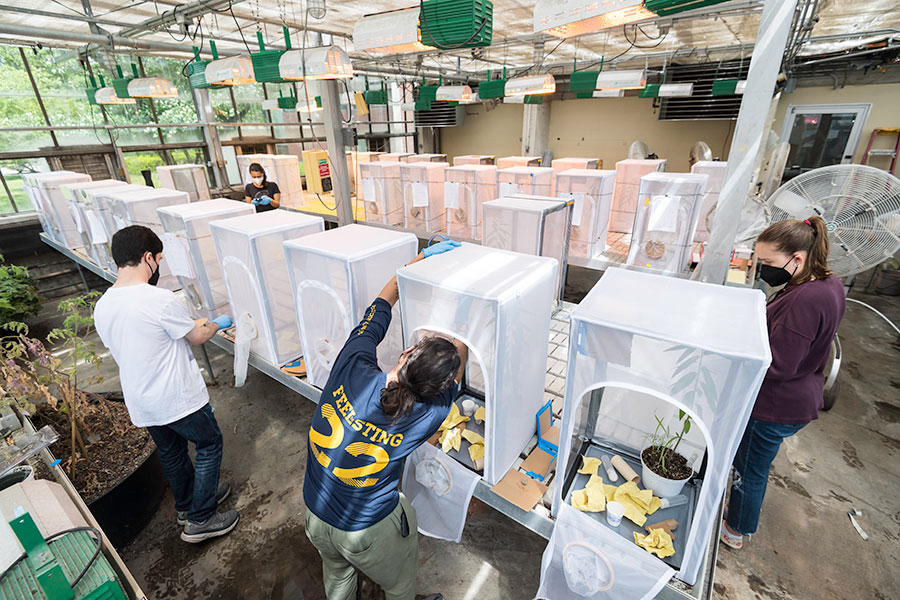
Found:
[85,211,108,244]
[70,203,85,233]
[444,181,460,209]
[648,195,679,232]
[562,192,587,227]
[361,177,377,203]
[412,182,429,207]
[162,233,193,278]
[499,182,519,197]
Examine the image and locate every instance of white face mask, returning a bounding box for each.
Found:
[252,176,264,185]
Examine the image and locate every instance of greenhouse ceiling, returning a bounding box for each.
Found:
[0,0,898,79]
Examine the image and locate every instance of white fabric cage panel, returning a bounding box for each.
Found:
[60,180,135,267]
[378,152,414,162]
[157,164,211,203]
[359,161,404,226]
[551,157,601,174]
[30,172,92,248]
[481,196,571,300]
[453,155,495,166]
[106,188,192,291]
[21,172,73,243]
[158,199,256,320]
[284,224,418,388]
[351,151,383,200]
[610,159,667,234]
[397,243,558,485]
[555,169,617,258]
[400,162,449,233]
[85,184,151,271]
[625,173,708,274]
[553,268,770,585]
[496,167,555,198]
[443,165,498,240]
[496,156,542,169]
[409,154,447,162]
[537,503,675,600]
[401,441,481,543]
[236,154,303,206]
[210,210,325,366]
[690,161,728,243]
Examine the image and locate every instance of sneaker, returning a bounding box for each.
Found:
[176,482,232,526]
[720,519,743,549]
[180,509,240,543]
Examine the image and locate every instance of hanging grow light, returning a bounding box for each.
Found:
[595,69,647,90]
[252,28,294,83]
[354,7,436,54]
[641,82,694,97]
[644,0,734,16]
[279,46,353,80]
[435,85,473,102]
[534,0,656,38]
[711,79,747,95]
[112,64,137,98]
[127,77,179,98]
[505,74,555,97]
[420,0,494,49]
[205,54,256,86]
[94,87,136,105]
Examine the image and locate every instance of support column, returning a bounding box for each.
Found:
[700,0,799,285]
[321,79,354,226]
[522,102,551,158]
[192,87,229,189]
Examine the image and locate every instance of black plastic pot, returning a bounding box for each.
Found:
[88,445,166,549]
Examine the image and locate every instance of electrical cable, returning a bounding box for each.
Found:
[622,24,669,50]
[846,298,900,336]
[0,526,102,588]
[227,1,253,54]
[315,192,336,210]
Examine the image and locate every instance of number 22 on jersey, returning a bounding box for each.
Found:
[310,402,390,488]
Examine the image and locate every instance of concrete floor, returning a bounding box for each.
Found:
[79,278,898,599]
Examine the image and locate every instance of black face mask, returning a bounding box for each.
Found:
[758,258,796,288]
[147,255,160,286]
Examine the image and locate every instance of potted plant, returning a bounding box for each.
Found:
[0,253,41,324]
[0,292,165,547]
[640,411,694,498]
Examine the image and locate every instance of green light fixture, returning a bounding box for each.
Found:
[85,74,102,105]
[644,0,734,16]
[112,64,138,99]
[711,79,746,96]
[415,83,439,111]
[251,26,292,83]
[477,68,507,99]
[420,0,493,49]
[187,45,211,89]
[363,81,388,105]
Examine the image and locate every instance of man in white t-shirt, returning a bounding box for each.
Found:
[94,225,240,543]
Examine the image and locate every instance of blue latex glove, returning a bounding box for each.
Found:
[423,240,461,258]
[257,195,272,206]
[212,315,233,329]
[251,197,261,205]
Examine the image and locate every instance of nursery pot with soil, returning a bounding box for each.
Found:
[640,445,692,498]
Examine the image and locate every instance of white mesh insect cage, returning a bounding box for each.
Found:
[609,159,666,234]
[496,166,555,197]
[157,164,211,203]
[443,164,498,240]
[158,199,256,319]
[283,225,418,388]
[236,154,304,206]
[397,243,558,485]
[210,210,325,366]
[690,161,728,243]
[625,173,708,274]
[552,268,770,586]
[30,172,92,248]
[555,169,617,258]
[400,161,449,233]
[359,161,404,226]
[60,180,136,267]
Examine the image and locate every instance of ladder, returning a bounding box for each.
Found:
[860,128,900,174]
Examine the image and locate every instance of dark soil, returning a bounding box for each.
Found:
[31,396,154,503]
[642,445,693,480]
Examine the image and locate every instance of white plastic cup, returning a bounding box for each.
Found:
[606,501,625,527]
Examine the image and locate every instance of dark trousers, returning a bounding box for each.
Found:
[726,417,805,535]
[147,403,223,523]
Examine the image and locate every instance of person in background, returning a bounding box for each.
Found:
[244,162,281,212]
[304,239,464,600]
[721,216,845,549]
[94,225,239,544]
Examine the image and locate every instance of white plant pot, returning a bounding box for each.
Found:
[640,451,691,498]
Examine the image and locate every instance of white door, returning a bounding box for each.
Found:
[781,103,871,175]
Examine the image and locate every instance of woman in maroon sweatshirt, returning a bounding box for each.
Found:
[721,216,845,549]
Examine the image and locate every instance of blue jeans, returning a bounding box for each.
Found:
[726,418,805,535]
[146,403,223,523]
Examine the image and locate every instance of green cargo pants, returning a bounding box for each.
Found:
[305,493,418,600]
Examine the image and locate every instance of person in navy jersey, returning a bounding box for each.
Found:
[304,239,464,600]
[721,216,845,549]
[243,162,281,213]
